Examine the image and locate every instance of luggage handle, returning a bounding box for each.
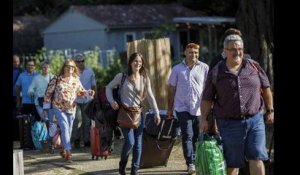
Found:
[155,140,173,151]
[157,120,165,140]
[166,120,174,136]
[91,120,96,127]
[157,117,175,140]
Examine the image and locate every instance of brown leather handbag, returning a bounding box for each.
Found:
[117,76,145,129]
[117,104,142,129]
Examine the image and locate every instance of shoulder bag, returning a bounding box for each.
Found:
[117,76,144,129]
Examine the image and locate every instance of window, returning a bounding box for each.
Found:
[124,32,136,50]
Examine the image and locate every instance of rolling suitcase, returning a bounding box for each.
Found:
[144,110,178,140]
[140,132,176,168]
[90,120,109,160]
[17,114,35,149]
[99,123,114,155]
[90,120,101,160]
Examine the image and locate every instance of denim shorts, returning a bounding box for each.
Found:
[217,112,268,168]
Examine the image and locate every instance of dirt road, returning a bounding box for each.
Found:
[16,138,188,175]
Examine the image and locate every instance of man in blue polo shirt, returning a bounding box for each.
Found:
[15,59,39,119]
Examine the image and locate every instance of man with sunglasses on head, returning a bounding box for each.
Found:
[71,53,97,148]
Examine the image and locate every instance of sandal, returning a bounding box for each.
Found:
[60,150,66,159]
[65,153,72,163]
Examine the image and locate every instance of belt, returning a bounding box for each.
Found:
[223,114,253,120]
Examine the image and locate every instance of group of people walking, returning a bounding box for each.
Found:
[13,28,274,175]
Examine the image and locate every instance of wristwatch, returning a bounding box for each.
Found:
[266,109,274,114]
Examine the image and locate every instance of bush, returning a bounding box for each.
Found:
[29,47,126,91]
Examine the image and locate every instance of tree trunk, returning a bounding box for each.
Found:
[236,0,274,88]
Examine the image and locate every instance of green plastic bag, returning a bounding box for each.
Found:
[195,133,226,175]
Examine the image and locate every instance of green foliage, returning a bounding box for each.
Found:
[47,50,66,75]
[95,55,126,90]
[144,22,176,39]
[30,47,125,91]
[104,56,125,84]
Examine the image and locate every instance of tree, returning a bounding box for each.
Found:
[236,0,274,87]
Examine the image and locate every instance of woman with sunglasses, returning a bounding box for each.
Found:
[41,59,95,162]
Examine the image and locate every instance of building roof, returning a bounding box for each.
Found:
[69,4,200,28]
[173,16,235,25]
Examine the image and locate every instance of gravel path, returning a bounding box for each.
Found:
[15,138,188,175]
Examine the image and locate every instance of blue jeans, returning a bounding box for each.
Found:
[120,115,144,168]
[53,109,75,151]
[217,112,268,168]
[176,111,199,166]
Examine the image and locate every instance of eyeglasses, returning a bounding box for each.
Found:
[75,60,85,63]
[27,64,35,67]
[65,65,75,69]
[226,48,244,52]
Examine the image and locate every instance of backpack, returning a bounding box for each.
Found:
[98,72,127,126]
[31,121,49,150]
[195,133,226,175]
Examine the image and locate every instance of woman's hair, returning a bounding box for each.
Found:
[58,59,79,77]
[127,52,148,78]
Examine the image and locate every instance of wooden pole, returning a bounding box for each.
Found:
[13,149,24,175]
[127,38,172,110]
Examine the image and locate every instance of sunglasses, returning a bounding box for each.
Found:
[75,60,85,63]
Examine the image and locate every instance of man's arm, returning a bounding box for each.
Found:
[200,100,213,132]
[261,87,274,123]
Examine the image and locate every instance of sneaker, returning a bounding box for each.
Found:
[187,164,196,175]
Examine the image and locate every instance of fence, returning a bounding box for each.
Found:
[21,48,117,69]
[127,38,172,110]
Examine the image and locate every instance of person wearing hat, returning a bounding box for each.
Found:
[28,60,54,120]
[71,53,97,148]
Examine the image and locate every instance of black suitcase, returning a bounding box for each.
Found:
[17,114,35,149]
[140,132,176,168]
[144,110,178,140]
